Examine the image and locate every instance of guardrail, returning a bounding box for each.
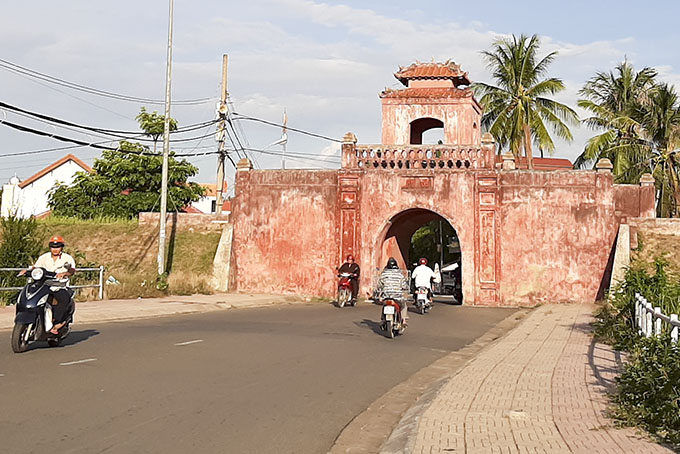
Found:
[0,266,105,300]
[635,293,680,343]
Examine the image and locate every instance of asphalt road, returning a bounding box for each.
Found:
[0,301,516,454]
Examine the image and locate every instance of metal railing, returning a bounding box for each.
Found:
[635,293,680,343]
[0,266,105,300]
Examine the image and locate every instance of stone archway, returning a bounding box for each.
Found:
[376,208,463,302]
[409,117,444,145]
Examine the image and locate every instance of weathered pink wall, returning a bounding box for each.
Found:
[230,159,656,305]
[497,171,618,305]
[230,170,339,295]
[381,98,482,145]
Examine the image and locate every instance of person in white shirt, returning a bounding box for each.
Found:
[23,235,76,334]
[411,257,435,299]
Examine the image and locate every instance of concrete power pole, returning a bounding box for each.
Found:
[215,54,228,215]
[157,0,174,276]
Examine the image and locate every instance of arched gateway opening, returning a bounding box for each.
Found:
[378,208,462,302]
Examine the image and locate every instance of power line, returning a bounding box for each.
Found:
[0,119,216,158]
[0,58,212,106]
[0,100,218,139]
[232,112,343,143]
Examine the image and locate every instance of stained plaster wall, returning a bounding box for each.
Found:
[230,170,339,295]
[381,99,482,145]
[231,166,655,305]
[497,171,618,304]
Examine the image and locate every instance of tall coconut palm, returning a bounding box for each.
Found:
[475,34,578,169]
[575,61,657,181]
[639,84,680,217]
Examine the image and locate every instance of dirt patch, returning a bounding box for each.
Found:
[633,231,680,276]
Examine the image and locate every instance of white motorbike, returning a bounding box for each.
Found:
[414,286,432,314]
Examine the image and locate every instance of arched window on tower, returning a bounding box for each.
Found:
[410,117,444,145]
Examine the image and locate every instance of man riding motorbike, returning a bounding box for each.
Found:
[337,254,360,304]
[411,257,435,301]
[377,257,409,325]
[20,235,76,335]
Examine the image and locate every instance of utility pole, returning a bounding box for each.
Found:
[215,54,228,215]
[157,0,174,276]
[282,109,287,170]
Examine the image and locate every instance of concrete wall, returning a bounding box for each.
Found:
[497,171,618,304]
[230,163,656,305]
[230,170,339,295]
[138,212,230,230]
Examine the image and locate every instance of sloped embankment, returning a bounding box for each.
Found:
[37,219,222,299]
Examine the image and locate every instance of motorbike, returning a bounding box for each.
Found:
[414,286,432,314]
[11,267,74,353]
[380,297,406,339]
[337,272,355,307]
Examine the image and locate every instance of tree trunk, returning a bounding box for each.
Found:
[523,124,534,170]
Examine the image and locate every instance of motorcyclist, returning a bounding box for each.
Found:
[411,257,435,301]
[377,257,409,324]
[20,235,76,335]
[337,254,360,304]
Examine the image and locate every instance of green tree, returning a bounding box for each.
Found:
[48,109,204,219]
[136,107,178,153]
[475,34,578,169]
[577,63,680,217]
[575,61,657,180]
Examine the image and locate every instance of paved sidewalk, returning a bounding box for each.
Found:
[385,303,673,454]
[0,293,305,331]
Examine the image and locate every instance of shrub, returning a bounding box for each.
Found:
[594,259,680,350]
[613,336,680,447]
[0,216,42,305]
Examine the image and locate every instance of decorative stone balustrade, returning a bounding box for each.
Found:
[341,144,494,170]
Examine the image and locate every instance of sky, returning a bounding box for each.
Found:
[2,0,680,194]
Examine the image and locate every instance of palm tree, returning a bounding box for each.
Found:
[475,34,578,169]
[639,84,680,217]
[575,61,657,180]
[577,63,680,217]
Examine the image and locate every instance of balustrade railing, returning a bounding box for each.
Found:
[342,144,494,170]
[635,293,680,343]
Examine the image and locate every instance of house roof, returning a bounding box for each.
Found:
[19,154,92,189]
[394,61,471,87]
[380,87,473,99]
[496,156,573,170]
[199,182,228,197]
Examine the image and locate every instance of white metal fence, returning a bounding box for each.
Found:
[0,266,105,300]
[634,293,680,343]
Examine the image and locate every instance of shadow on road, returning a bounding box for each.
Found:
[359,318,384,336]
[61,329,99,347]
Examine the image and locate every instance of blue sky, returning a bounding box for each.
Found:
[1,0,679,191]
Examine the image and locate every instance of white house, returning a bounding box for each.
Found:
[1,154,92,218]
[186,183,231,214]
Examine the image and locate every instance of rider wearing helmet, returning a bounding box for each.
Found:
[377,257,409,323]
[337,254,360,303]
[411,257,435,299]
[33,236,76,334]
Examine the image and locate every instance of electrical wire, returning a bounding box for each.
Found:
[0,100,218,139]
[0,58,212,106]
[232,112,343,143]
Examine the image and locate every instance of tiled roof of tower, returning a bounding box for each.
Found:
[394,61,471,87]
[380,87,473,99]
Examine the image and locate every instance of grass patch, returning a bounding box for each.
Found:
[1,219,222,302]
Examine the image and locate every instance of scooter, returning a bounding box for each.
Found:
[11,267,74,353]
[414,286,432,314]
[380,297,406,339]
[337,272,355,308]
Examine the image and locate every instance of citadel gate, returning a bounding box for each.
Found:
[229,62,655,306]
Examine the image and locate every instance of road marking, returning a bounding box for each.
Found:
[0,374,5,377]
[60,358,97,366]
[174,339,203,346]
